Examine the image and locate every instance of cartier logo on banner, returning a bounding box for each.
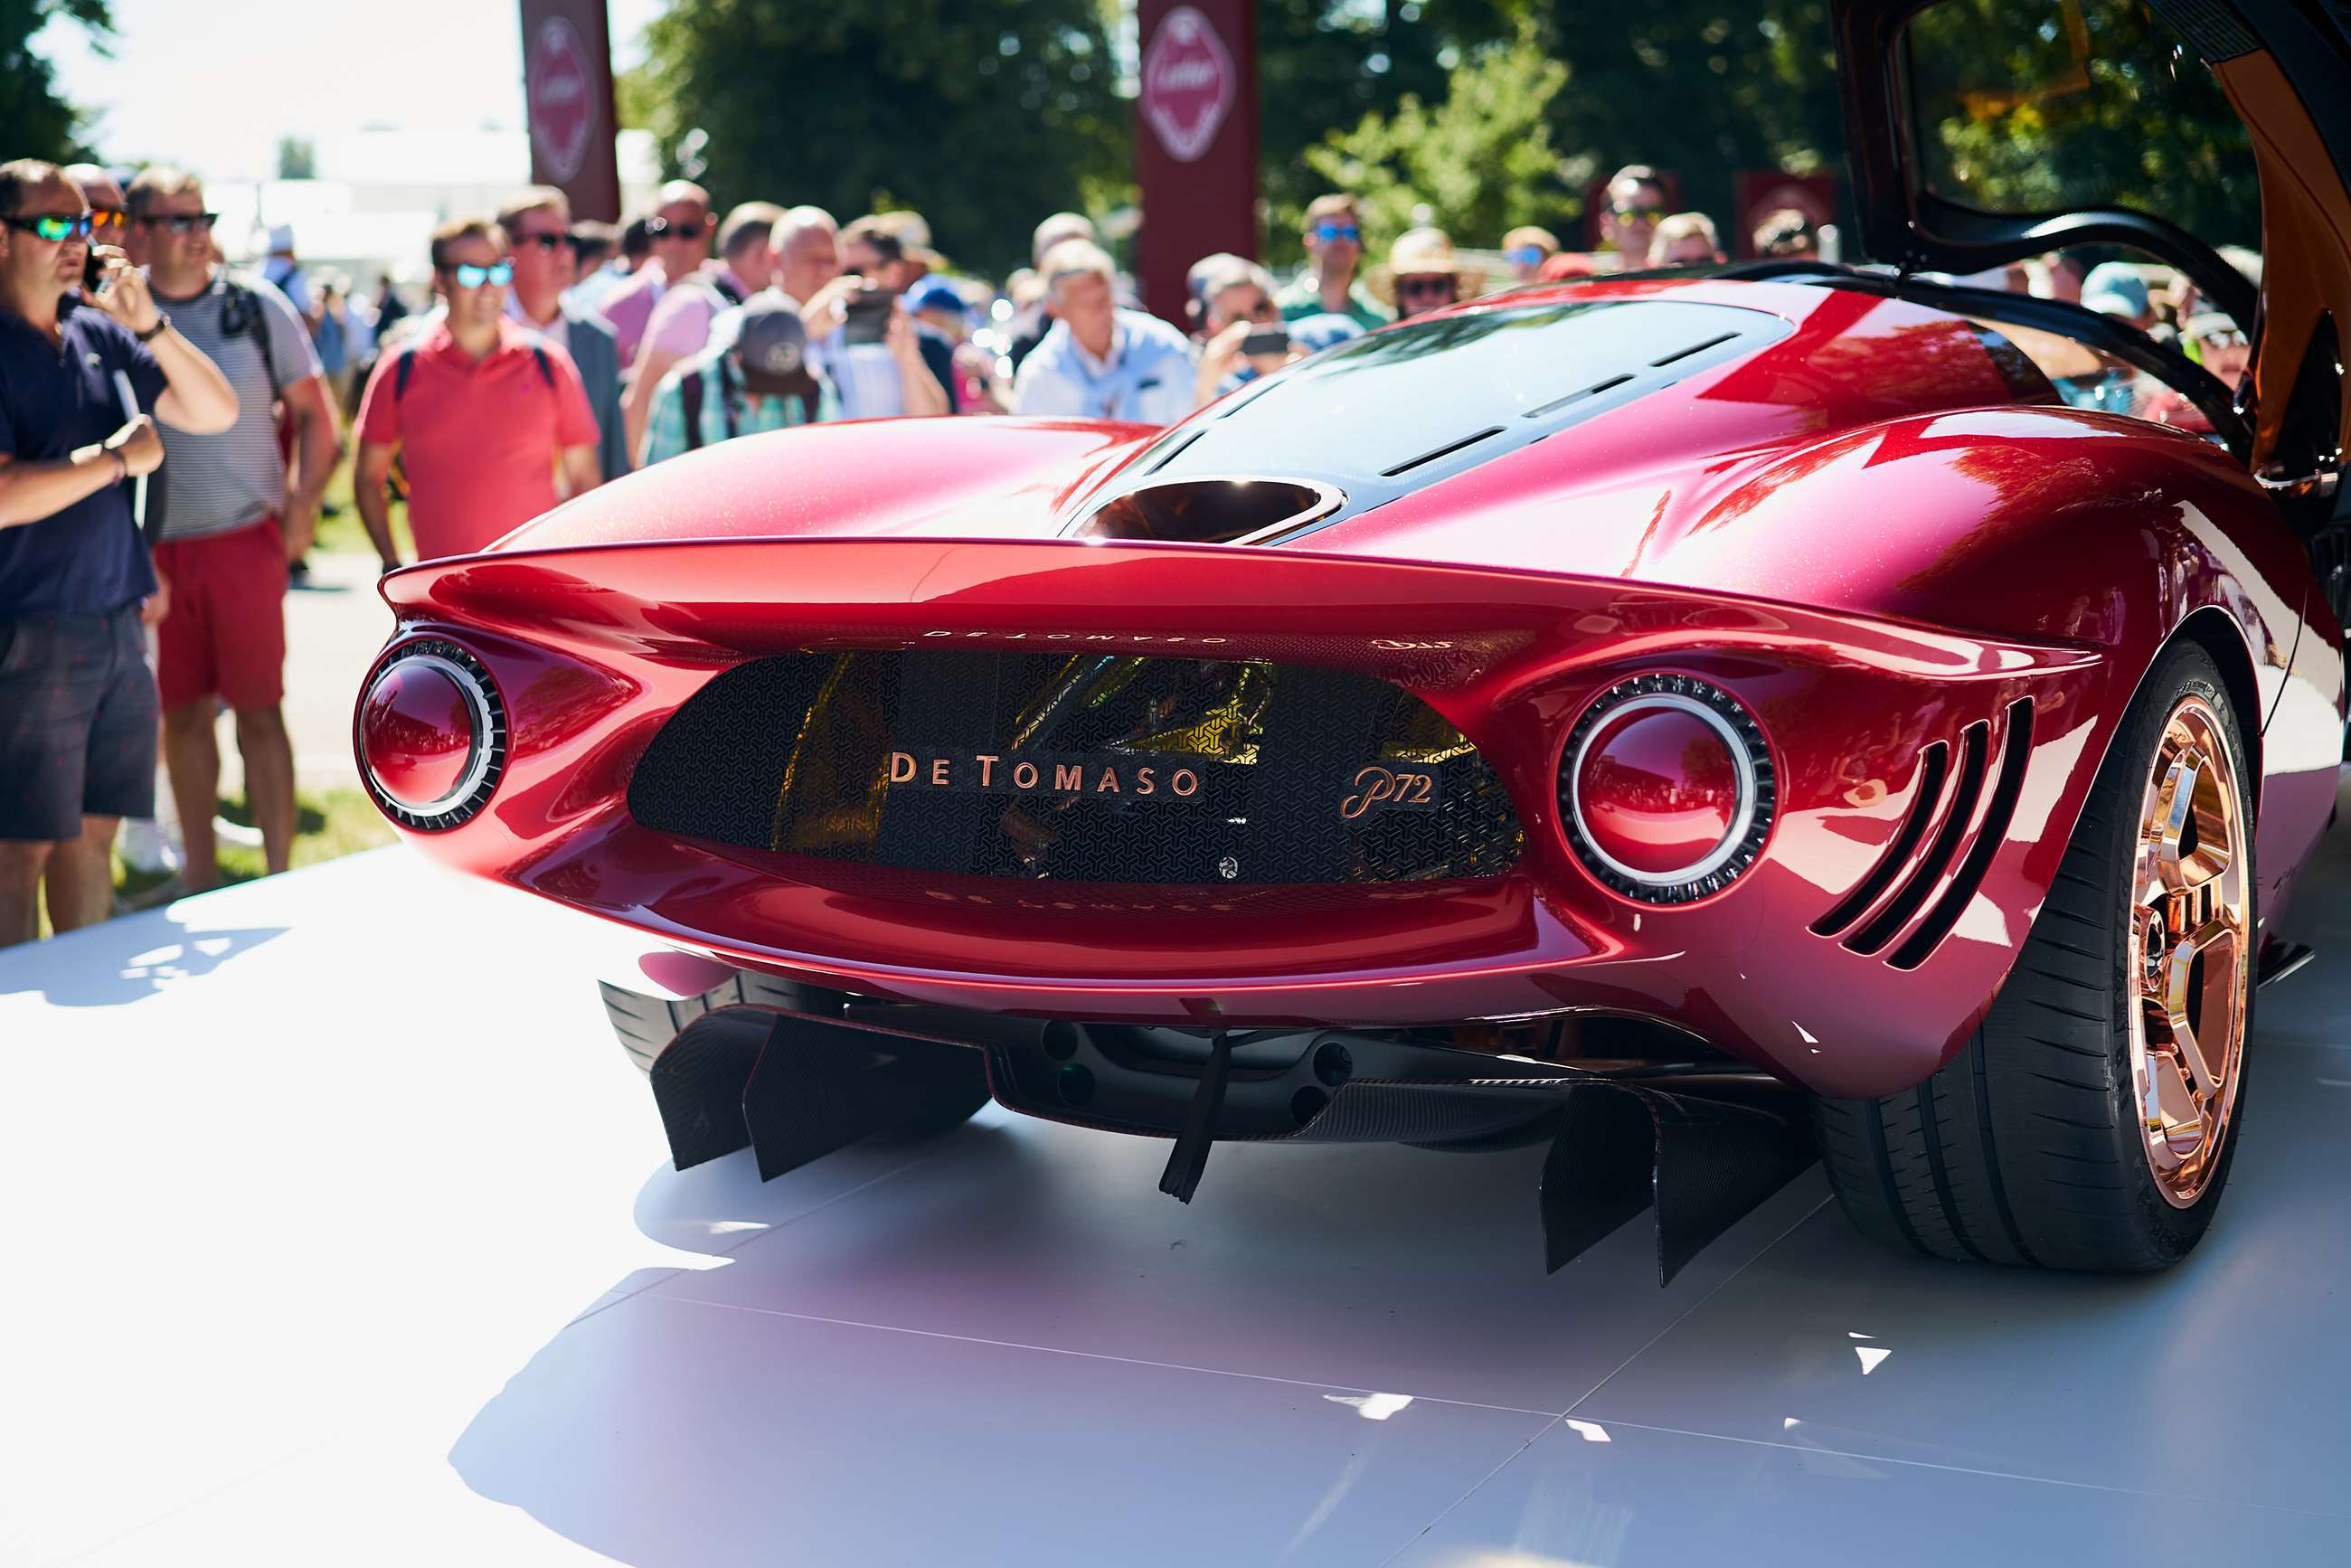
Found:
[528,16,597,183]
[1140,5,1236,163]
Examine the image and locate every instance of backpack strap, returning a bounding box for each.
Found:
[392,342,420,401]
[716,354,741,441]
[221,280,282,391]
[680,366,707,451]
[530,343,554,390]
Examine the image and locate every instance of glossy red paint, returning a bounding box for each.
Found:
[364,277,2342,1102]
[357,660,475,809]
[1572,706,1742,877]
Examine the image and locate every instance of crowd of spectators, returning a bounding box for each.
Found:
[0,148,2262,945]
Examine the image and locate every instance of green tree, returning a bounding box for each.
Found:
[2,0,112,163]
[1302,15,1571,249]
[276,137,316,181]
[637,0,1122,275]
[1535,1,1848,245]
[1257,0,1523,259]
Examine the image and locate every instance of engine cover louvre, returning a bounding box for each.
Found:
[626,651,1524,887]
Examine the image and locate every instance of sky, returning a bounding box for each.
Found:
[38,0,667,180]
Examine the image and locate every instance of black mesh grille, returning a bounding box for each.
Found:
[628,651,1523,886]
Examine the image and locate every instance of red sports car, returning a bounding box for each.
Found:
[357,0,2348,1280]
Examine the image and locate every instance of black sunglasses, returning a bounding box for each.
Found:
[646,216,706,240]
[1397,275,1457,298]
[138,212,220,234]
[511,231,567,251]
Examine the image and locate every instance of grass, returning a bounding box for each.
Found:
[312,447,414,562]
[37,785,396,938]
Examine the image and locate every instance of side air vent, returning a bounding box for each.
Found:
[1811,701,2035,967]
[1808,740,1950,939]
[1887,700,2035,970]
[1845,722,1990,956]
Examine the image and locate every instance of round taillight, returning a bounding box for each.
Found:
[356,639,504,829]
[1560,675,1773,903]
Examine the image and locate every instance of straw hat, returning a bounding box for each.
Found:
[1365,227,1487,307]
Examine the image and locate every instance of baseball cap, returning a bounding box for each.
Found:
[730,296,820,399]
[267,223,296,254]
[904,277,968,317]
[2081,261,2151,319]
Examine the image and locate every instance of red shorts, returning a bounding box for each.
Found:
[154,517,288,711]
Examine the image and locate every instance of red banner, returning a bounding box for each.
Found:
[1134,1,1258,324]
[520,0,622,222]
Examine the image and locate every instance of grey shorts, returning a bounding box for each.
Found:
[0,604,158,842]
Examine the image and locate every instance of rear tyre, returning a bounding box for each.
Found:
[1813,640,2254,1270]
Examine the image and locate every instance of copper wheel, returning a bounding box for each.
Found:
[2128,695,2249,1209]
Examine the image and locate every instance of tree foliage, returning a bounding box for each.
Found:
[1904,0,2258,248]
[1534,1,1847,245]
[1301,16,1569,249]
[637,0,1122,276]
[1,0,111,164]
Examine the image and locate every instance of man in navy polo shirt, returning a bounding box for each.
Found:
[0,159,237,946]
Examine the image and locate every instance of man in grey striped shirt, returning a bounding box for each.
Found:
[128,165,341,888]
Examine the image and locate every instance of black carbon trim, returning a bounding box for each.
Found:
[2148,0,2261,61]
[356,638,506,832]
[1557,674,1776,905]
[628,651,1524,886]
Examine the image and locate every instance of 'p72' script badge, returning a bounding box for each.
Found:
[1340,765,1441,819]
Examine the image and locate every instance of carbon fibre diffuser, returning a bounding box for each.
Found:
[647,1007,989,1182]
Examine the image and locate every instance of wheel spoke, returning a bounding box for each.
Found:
[2125,697,2244,1209]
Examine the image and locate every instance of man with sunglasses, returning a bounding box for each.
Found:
[1275,193,1390,331]
[594,180,713,366]
[1600,165,1669,267]
[624,200,783,458]
[126,165,338,892]
[0,159,238,947]
[353,217,600,571]
[498,187,628,481]
[61,165,128,276]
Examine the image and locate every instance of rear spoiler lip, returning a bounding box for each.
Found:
[381,532,2105,696]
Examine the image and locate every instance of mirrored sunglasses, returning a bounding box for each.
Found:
[1313,222,1362,243]
[1506,245,1544,265]
[141,212,220,234]
[88,209,127,233]
[1611,203,1666,223]
[451,260,515,288]
[5,212,92,241]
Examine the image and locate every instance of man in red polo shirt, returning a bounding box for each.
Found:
[353,217,600,567]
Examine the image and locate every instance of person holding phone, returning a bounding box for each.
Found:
[0,159,237,947]
[1191,256,1283,403]
[791,216,951,420]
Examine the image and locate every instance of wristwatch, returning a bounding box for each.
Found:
[134,313,170,343]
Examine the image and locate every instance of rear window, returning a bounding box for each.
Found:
[1139,298,1782,505]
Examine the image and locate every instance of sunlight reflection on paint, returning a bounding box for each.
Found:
[1321,1391,1414,1421]
[1563,1419,1611,1442]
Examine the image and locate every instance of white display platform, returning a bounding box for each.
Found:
[4,789,2346,1567]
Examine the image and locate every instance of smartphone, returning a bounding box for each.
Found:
[85,250,108,292]
[842,288,895,345]
[1240,325,1290,357]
